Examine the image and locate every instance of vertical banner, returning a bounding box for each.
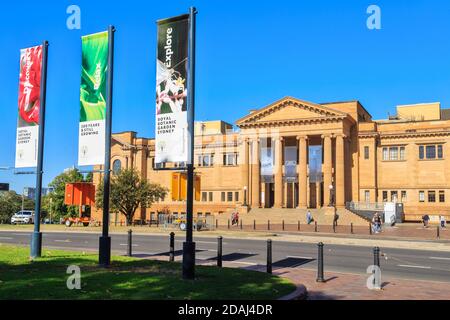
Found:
[155,15,189,165]
[78,31,109,166]
[15,45,43,168]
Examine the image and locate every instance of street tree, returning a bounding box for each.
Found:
[0,191,34,223]
[95,168,168,225]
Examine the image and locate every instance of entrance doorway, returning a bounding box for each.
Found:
[264,183,274,208]
[309,183,317,208]
[286,183,298,208]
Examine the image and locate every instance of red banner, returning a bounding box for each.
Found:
[18,45,43,126]
[15,45,43,168]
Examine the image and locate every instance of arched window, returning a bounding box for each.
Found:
[112,159,121,175]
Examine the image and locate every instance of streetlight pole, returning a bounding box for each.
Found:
[99,25,115,267]
[182,7,197,280]
[244,186,247,206]
[30,40,49,259]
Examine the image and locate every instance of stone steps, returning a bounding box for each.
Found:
[213,207,370,226]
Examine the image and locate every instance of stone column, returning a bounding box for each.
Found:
[335,134,346,207]
[322,134,332,206]
[251,138,260,208]
[297,136,308,208]
[241,138,250,206]
[274,137,284,208]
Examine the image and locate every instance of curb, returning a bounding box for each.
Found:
[278,284,308,300]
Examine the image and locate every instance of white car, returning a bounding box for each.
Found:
[11,211,35,224]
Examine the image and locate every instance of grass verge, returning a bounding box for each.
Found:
[0,244,295,300]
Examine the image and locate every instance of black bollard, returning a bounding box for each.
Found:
[217,236,223,267]
[373,246,380,268]
[333,221,336,233]
[298,221,300,231]
[169,232,175,262]
[228,219,230,230]
[315,221,318,232]
[254,220,256,230]
[351,223,354,234]
[282,220,285,231]
[437,226,440,239]
[127,229,132,257]
[316,242,325,282]
[369,222,372,235]
[268,220,270,231]
[216,219,218,229]
[266,239,272,274]
[240,219,243,230]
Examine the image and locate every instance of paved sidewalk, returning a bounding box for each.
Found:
[143,254,450,300]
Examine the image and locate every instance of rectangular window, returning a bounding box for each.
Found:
[364,190,370,203]
[364,146,369,160]
[209,192,213,202]
[227,192,233,202]
[221,192,225,202]
[400,147,405,160]
[419,146,424,160]
[235,192,239,202]
[437,145,443,159]
[401,191,407,202]
[223,153,238,166]
[428,191,436,203]
[426,146,436,159]
[199,154,214,167]
[389,147,398,161]
[419,191,425,202]
[420,145,444,160]
[383,148,389,161]
[439,191,445,203]
[201,192,207,202]
[382,191,388,202]
[391,191,398,202]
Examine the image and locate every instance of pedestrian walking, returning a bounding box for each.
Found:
[306,210,313,225]
[440,215,446,228]
[422,214,430,228]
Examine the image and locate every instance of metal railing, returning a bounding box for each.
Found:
[346,201,385,212]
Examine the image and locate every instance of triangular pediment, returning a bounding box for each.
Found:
[236,97,348,127]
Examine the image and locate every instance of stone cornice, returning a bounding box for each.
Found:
[238,115,347,129]
[379,130,450,139]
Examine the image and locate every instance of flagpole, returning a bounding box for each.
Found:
[99,25,115,267]
[30,40,49,259]
[182,6,197,280]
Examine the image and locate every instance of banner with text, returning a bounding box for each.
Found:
[15,45,43,168]
[155,15,189,165]
[78,31,108,166]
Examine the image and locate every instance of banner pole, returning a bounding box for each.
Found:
[99,25,115,267]
[182,6,197,280]
[30,41,49,259]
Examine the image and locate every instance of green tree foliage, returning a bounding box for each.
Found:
[0,191,34,223]
[96,168,168,225]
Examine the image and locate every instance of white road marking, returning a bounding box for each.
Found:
[229,261,257,266]
[398,264,431,269]
[0,237,13,240]
[54,240,71,243]
[287,255,313,260]
[119,244,139,247]
[429,257,450,261]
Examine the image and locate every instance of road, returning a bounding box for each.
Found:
[1,230,449,283]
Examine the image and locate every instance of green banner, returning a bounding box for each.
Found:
[80,31,108,122]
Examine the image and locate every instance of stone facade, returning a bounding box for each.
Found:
[92,97,450,223]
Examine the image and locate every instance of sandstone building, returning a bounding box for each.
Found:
[92,97,450,224]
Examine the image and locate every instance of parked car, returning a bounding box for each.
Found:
[11,211,35,224]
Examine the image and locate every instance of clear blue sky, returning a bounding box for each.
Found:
[1,0,449,193]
